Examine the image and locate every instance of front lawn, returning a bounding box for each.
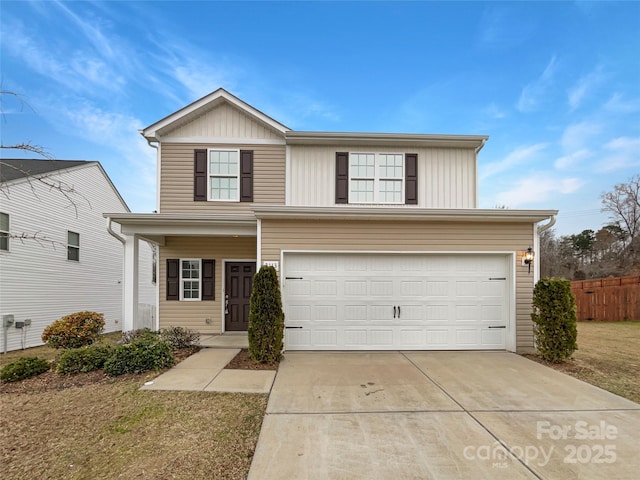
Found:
[529,321,640,403]
[0,333,268,479]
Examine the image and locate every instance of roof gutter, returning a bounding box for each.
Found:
[537,215,557,234]
[106,217,125,245]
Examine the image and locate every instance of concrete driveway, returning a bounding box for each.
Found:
[248,351,640,480]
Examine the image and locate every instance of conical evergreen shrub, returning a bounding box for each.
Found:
[248,266,284,363]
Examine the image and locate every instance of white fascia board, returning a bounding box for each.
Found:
[141,88,290,141]
[252,206,558,223]
[105,213,257,237]
[285,131,489,149]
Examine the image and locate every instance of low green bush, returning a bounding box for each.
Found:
[160,326,200,349]
[121,328,159,345]
[531,277,578,363]
[56,344,114,375]
[0,357,51,383]
[41,311,105,349]
[103,340,174,376]
[248,266,284,364]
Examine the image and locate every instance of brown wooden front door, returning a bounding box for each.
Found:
[224,262,256,331]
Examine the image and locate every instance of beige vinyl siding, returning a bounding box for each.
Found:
[159,143,285,213]
[159,236,256,333]
[261,219,535,352]
[163,102,283,140]
[288,145,476,208]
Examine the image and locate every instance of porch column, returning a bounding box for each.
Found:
[123,234,139,332]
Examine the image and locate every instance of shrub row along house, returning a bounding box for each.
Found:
[106,88,557,353]
[0,160,156,352]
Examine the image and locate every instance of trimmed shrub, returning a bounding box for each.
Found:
[103,340,174,376]
[160,326,200,349]
[41,311,105,349]
[248,266,284,364]
[531,277,578,363]
[1,357,50,383]
[120,328,159,345]
[56,344,114,375]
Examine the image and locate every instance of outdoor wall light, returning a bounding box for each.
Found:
[522,247,535,273]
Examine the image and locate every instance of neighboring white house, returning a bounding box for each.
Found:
[0,159,157,352]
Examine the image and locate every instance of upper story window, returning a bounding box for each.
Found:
[209,149,239,201]
[67,231,80,261]
[0,212,9,251]
[336,152,417,205]
[349,153,404,204]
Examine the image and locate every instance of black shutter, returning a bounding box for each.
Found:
[335,152,349,204]
[194,149,207,201]
[405,153,418,205]
[202,259,215,300]
[166,259,179,301]
[240,150,253,202]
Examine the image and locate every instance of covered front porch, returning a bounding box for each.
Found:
[105,213,258,334]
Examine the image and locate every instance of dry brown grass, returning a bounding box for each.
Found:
[527,321,640,403]
[0,332,269,479]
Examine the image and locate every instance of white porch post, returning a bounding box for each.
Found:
[123,234,140,332]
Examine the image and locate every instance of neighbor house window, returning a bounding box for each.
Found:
[208,149,239,201]
[180,259,201,300]
[349,153,404,204]
[0,212,9,251]
[67,231,80,261]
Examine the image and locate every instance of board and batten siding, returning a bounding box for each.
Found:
[288,145,477,208]
[159,236,256,333]
[159,143,285,213]
[162,102,283,140]
[0,164,154,352]
[260,219,536,352]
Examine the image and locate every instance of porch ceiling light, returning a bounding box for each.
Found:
[522,247,534,274]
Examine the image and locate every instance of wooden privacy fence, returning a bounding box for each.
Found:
[571,275,640,322]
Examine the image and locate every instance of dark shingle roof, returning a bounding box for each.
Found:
[0,159,91,183]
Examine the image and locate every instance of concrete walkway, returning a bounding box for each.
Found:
[248,351,640,480]
[140,346,276,394]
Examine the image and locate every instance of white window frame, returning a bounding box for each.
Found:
[0,212,9,252]
[349,152,405,204]
[207,148,240,202]
[67,231,80,261]
[180,258,202,301]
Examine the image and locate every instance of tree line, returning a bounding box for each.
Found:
[540,174,640,280]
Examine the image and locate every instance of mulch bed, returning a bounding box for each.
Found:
[225,349,279,370]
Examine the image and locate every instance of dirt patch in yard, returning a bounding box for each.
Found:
[525,321,640,404]
[226,348,279,370]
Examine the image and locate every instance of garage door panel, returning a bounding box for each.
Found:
[283,253,509,351]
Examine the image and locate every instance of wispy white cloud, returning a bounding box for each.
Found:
[560,121,603,152]
[480,143,549,181]
[495,173,584,207]
[554,149,592,170]
[597,136,640,172]
[517,56,558,112]
[483,103,507,119]
[567,66,606,110]
[604,93,640,113]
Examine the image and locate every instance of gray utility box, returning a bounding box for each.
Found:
[15,321,25,329]
[2,314,14,328]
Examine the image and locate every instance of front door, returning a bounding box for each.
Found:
[225,262,256,331]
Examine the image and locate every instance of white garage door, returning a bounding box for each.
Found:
[283,253,509,350]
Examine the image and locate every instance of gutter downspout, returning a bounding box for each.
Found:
[141,132,160,213]
[537,215,556,234]
[474,138,487,208]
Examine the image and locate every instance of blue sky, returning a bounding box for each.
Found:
[1,1,639,235]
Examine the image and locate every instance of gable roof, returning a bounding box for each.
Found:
[0,159,90,183]
[0,159,130,212]
[141,88,291,141]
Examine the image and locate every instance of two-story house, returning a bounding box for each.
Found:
[108,89,556,353]
[0,159,157,352]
